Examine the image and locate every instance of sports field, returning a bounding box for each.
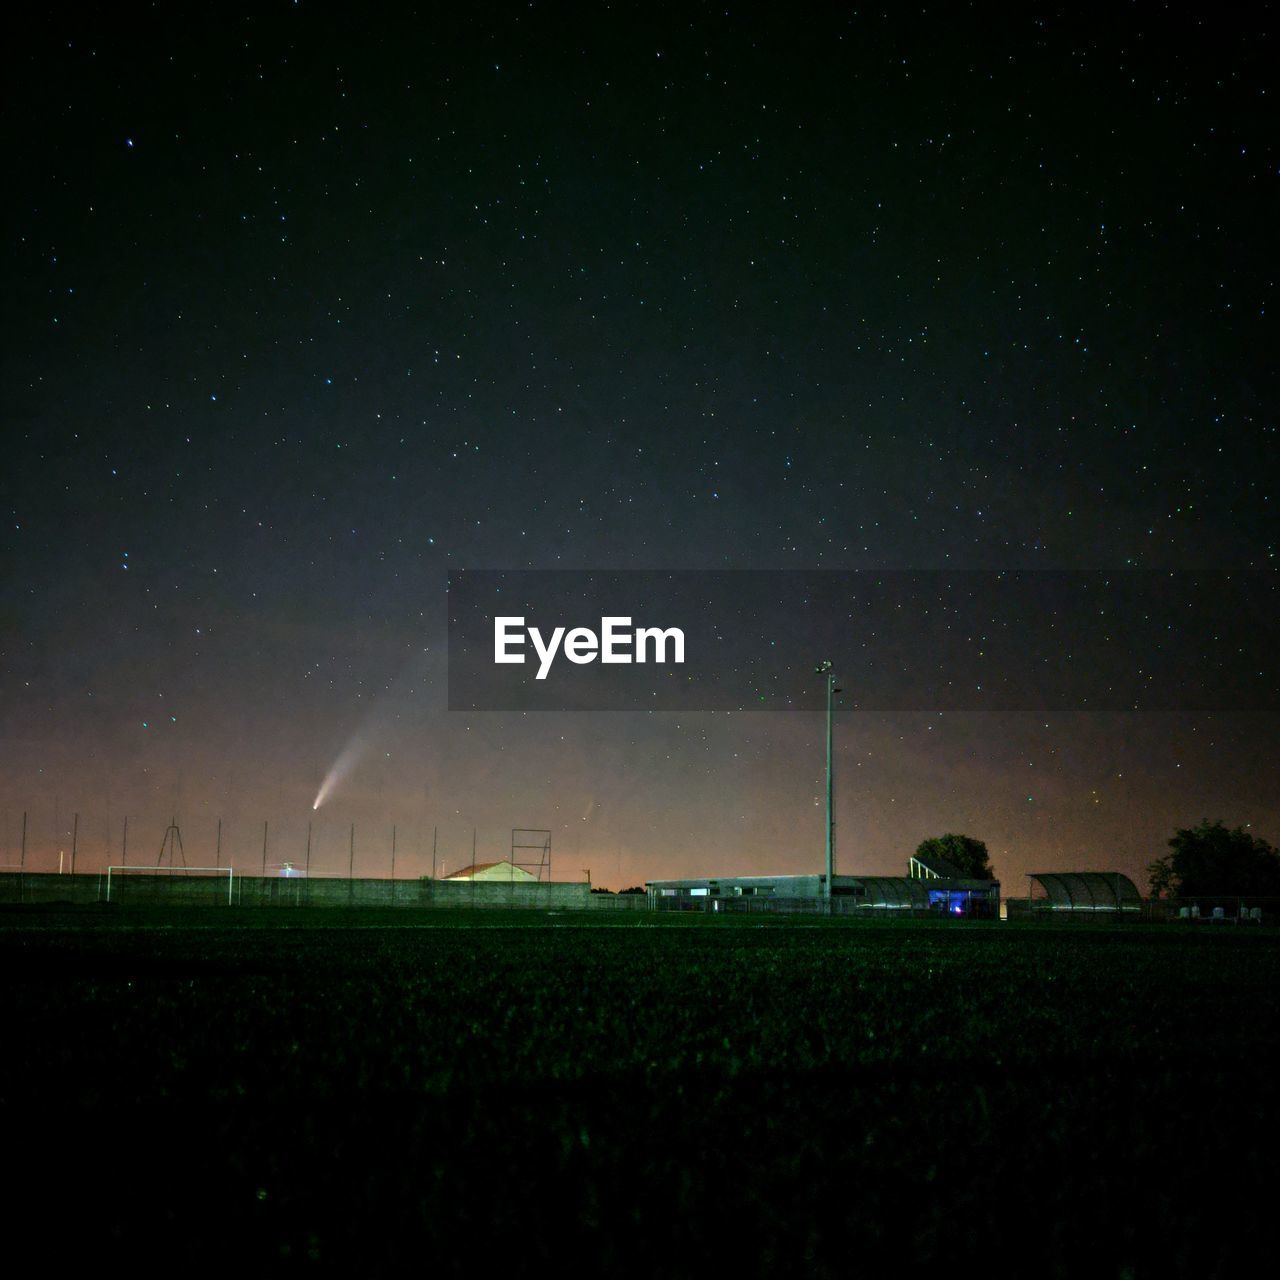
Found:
[2,909,1277,1276]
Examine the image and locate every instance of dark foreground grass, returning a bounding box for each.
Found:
[2,912,1278,1277]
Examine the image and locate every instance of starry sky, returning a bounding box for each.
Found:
[1,3,1275,888]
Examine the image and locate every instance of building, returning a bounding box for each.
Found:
[443,860,539,883]
[646,859,1000,917]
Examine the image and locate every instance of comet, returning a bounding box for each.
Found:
[312,736,369,811]
[312,648,442,811]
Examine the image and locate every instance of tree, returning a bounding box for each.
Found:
[915,833,993,880]
[1147,820,1280,898]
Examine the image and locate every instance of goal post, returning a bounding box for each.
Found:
[104,865,234,905]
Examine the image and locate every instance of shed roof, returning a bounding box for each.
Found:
[444,860,536,880]
[445,861,501,878]
[1028,871,1141,909]
[911,853,963,879]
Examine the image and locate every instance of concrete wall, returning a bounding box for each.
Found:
[0,871,595,910]
[583,892,649,911]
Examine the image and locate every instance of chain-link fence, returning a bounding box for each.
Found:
[0,870,593,910]
[1005,895,1279,925]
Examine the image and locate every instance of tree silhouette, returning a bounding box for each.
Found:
[915,833,994,880]
[1147,820,1280,897]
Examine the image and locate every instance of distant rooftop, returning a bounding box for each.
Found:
[445,861,502,878]
[443,860,539,882]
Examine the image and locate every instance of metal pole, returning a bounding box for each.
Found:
[122,815,128,866]
[261,821,268,877]
[215,817,222,869]
[824,666,835,905]
[391,824,397,880]
[20,810,27,870]
[305,821,312,875]
[432,826,437,879]
[349,824,355,877]
[71,813,79,875]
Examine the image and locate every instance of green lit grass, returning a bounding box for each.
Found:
[1,914,1276,1275]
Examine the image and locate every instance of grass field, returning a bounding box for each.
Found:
[2,908,1277,1276]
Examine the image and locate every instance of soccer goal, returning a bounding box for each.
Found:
[104,865,235,905]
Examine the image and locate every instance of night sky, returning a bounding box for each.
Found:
[2,3,1275,889]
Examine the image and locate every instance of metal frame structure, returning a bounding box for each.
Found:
[511,829,552,883]
[156,817,186,868]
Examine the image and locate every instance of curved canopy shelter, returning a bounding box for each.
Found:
[1028,871,1141,911]
[856,877,933,909]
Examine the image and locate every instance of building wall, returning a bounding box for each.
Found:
[0,872,590,910]
[583,892,650,911]
[647,873,1000,916]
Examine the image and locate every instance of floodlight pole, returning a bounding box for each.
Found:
[816,660,838,909]
[825,668,834,905]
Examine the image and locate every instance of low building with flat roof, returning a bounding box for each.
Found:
[646,863,999,917]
